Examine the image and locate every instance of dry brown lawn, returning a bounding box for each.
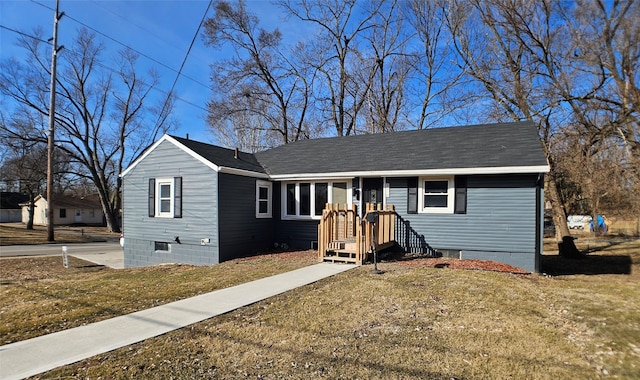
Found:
[0,224,116,245]
[0,233,638,379]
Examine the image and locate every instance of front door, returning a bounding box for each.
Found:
[75,209,82,223]
[362,178,383,207]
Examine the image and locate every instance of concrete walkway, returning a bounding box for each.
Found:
[0,262,357,380]
[70,246,124,269]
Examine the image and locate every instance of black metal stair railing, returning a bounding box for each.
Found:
[394,213,439,256]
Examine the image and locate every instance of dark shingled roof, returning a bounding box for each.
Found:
[170,135,267,174]
[162,122,547,177]
[31,195,103,209]
[254,121,548,175]
[1,192,29,209]
[53,195,103,209]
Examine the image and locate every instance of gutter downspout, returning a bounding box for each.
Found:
[535,173,544,273]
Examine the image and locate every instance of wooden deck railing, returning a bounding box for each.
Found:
[318,203,396,264]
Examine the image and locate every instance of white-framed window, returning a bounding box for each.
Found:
[282,180,351,220]
[149,177,182,218]
[419,177,454,214]
[157,178,174,217]
[255,180,273,218]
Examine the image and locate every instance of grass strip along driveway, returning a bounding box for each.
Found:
[0,225,114,245]
[1,236,639,379]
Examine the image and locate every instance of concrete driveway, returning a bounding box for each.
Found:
[0,242,124,269]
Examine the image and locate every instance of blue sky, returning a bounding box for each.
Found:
[1,0,294,144]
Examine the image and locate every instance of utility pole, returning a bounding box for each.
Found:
[47,0,63,241]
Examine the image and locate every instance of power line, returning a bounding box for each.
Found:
[0,25,210,114]
[28,0,211,91]
[0,24,50,44]
[152,0,214,140]
[91,1,190,58]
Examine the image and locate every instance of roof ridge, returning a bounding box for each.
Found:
[126,121,547,179]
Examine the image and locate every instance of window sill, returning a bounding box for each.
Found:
[154,214,175,218]
[281,215,322,221]
[418,207,454,214]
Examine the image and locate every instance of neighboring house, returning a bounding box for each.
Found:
[121,121,549,272]
[20,194,105,226]
[0,192,29,223]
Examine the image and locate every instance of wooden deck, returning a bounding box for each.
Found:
[318,203,396,265]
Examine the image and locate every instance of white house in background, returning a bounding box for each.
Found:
[0,192,29,223]
[21,194,105,226]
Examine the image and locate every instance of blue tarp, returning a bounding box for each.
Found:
[590,215,607,234]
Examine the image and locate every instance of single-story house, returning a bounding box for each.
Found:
[21,194,105,226]
[121,121,549,272]
[1,192,29,223]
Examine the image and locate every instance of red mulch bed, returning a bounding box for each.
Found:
[393,257,530,274]
[235,250,529,274]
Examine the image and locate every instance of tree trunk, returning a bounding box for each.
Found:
[26,192,35,230]
[546,176,570,241]
[92,189,120,233]
[104,207,120,233]
[548,175,583,258]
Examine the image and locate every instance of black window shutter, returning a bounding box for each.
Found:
[454,176,467,214]
[174,177,182,218]
[148,178,155,217]
[407,177,418,214]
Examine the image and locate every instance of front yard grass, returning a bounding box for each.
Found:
[0,224,113,245]
[0,251,317,345]
[1,238,638,379]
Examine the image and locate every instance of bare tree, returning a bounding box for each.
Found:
[209,92,281,152]
[556,121,638,233]
[404,0,471,129]
[482,0,639,236]
[0,28,175,233]
[0,141,46,229]
[278,0,384,136]
[573,0,639,157]
[0,117,70,229]
[567,0,640,207]
[203,0,311,147]
[444,0,577,241]
[360,0,411,133]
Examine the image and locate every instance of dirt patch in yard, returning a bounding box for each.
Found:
[391,256,530,274]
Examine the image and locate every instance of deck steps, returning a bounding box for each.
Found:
[322,255,358,264]
[322,240,397,264]
[323,239,358,263]
[327,239,357,251]
[318,203,396,265]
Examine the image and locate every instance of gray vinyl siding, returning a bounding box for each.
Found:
[218,173,275,261]
[272,182,320,250]
[122,140,219,267]
[387,175,539,272]
[275,220,320,250]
